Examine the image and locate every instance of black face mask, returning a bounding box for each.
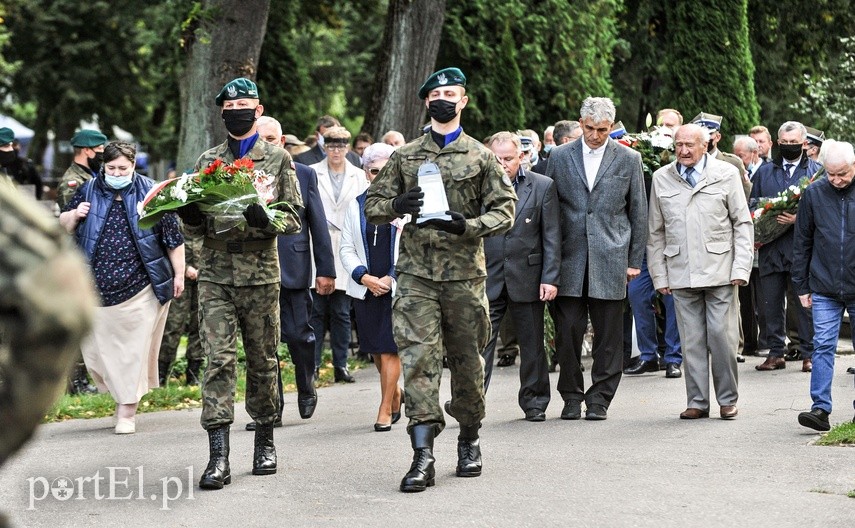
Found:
[428,99,460,124]
[0,150,16,166]
[87,151,104,173]
[222,108,257,137]
[778,143,804,162]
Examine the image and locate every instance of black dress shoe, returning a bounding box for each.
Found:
[374,423,392,432]
[784,349,802,361]
[560,400,581,420]
[585,404,608,421]
[665,363,682,378]
[313,367,320,381]
[524,409,546,422]
[736,354,746,363]
[245,418,283,431]
[334,366,355,383]
[298,394,317,419]
[798,408,831,431]
[496,354,516,367]
[623,358,659,375]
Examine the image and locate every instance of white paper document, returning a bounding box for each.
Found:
[416,163,451,223]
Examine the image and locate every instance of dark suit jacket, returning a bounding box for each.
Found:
[750,155,822,276]
[294,143,362,168]
[278,162,335,289]
[546,137,647,300]
[484,170,560,303]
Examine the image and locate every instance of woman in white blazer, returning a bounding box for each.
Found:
[340,143,406,431]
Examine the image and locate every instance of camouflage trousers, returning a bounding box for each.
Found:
[393,273,489,435]
[158,279,203,366]
[199,281,281,430]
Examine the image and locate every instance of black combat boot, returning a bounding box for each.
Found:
[185,359,203,386]
[252,423,277,475]
[158,361,171,386]
[199,426,230,490]
[400,424,436,492]
[456,424,482,477]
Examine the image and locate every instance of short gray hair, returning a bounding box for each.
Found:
[677,124,711,145]
[579,97,616,124]
[820,139,855,166]
[553,120,580,144]
[778,121,807,141]
[733,135,758,152]
[489,131,522,153]
[257,116,283,137]
[361,142,396,168]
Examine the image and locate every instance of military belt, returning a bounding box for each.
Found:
[203,237,276,254]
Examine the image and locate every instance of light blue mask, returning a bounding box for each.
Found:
[105,175,132,190]
[543,144,554,154]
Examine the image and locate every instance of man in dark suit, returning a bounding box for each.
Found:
[246,116,336,430]
[482,132,560,422]
[751,121,821,374]
[294,115,362,168]
[546,97,648,421]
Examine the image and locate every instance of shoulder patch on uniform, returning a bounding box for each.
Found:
[290,161,295,170]
[502,174,513,187]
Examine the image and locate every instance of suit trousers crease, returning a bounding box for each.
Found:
[482,287,550,412]
[671,285,739,410]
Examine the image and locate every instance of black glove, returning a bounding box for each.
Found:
[421,211,466,236]
[391,186,424,215]
[176,203,203,226]
[243,203,270,229]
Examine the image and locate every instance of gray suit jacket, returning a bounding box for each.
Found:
[546,138,648,300]
[484,170,561,303]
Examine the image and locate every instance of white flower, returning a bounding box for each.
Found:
[137,202,146,217]
[792,187,801,196]
[753,208,763,219]
[170,185,188,203]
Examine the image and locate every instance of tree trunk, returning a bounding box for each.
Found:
[176,0,270,174]
[363,0,447,142]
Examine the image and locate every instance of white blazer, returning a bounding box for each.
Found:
[310,158,369,291]
[339,196,406,300]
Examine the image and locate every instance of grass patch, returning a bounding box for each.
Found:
[848,490,855,499]
[815,421,855,446]
[45,339,368,423]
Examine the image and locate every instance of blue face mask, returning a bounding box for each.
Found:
[105,175,132,190]
[543,144,554,154]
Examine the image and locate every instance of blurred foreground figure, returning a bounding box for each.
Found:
[0,181,97,524]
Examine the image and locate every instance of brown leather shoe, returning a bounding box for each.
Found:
[755,356,786,371]
[680,408,710,419]
[720,405,738,419]
[802,358,813,372]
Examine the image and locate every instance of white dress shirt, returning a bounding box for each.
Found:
[582,140,607,191]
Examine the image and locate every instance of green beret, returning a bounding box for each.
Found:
[417,67,467,99]
[0,127,13,145]
[215,77,260,106]
[70,129,108,148]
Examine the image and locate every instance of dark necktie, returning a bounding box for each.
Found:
[784,163,794,178]
[685,167,697,188]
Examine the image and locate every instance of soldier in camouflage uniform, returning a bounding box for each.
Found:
[178,78,303,490]
[57,129,108,394]
[157,229,204,385]
[364,67,516,492]
[57,129,108,209]
[0,180,97,524]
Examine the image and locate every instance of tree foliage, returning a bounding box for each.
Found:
[659,0,759,143]
[439,0,624,140]
[793,37,855,141]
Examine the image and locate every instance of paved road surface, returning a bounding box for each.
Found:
[2,355,854,527]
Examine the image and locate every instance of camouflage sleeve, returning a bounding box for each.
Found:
[364,151,403,225]
[462,152,515,239]
[266,157,303,236]
[57,176,84,209]
[0,183,97,464]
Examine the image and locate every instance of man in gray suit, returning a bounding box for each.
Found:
[546,97,648,421]
[482,132,560,422]
[647,124,754,420]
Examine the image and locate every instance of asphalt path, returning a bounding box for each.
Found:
[2,354,854,528]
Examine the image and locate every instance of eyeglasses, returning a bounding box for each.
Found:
[366,168,381,176]
[324,144,348,151]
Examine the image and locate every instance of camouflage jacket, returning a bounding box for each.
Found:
[364,131,516,281]
[186,139,303,286]
[0,180,97,463]
[57,163,94,209]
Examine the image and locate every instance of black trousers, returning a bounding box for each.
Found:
[481,287,551,412]
[275,288,318,418]
[553,293,624,409]
[760,271,813,358]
